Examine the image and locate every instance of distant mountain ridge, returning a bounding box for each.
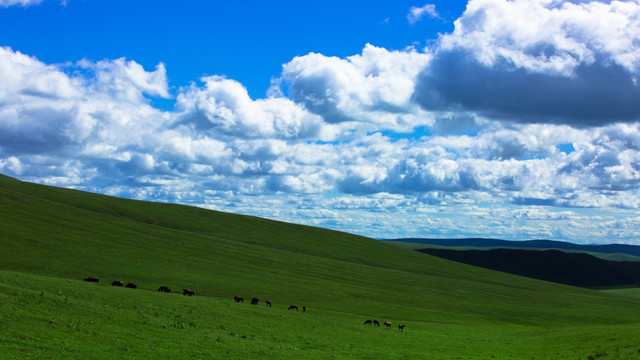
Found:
[386,238,640,258]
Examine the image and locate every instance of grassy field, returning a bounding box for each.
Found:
[1,174,640,359]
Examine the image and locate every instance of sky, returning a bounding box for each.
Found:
[1,0,640,244]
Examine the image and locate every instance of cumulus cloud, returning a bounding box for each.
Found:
[281,44,432,131]
[81,58,171,102]
[407,3,440,24]
[442,0,640,75]
[0,47,83,152]
[0,46,344,199]
[557,123,640,195]
[414,0,640,126]
[0,46,183,181]
[176,76,330,140]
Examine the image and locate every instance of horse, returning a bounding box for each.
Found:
[265,300,272,307]
[373,320,380,326]
[384,321,392,328]
[288,304,298,311]
[111,280,124,287]
[251,297,259,305]
[183,288,195,296]
[398,324,406,331]
[125,282,137,289]
[83,277,99,283]
[234,295,243,303]
[303,306,306,312]
[157,286,171,293]
[364,320,373,325]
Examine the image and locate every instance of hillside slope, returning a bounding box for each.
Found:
[420,248,640,287]
[389,237,640,258]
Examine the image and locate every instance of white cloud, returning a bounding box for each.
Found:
[0,47,80,101]
[439,0,640,76]
[0,0,42,7]
[415,0,640,126]
[79,57,170,102]
[407,3,440,24]
[176,76,330,140]
[0,47,83,152]
[281,44,432,132]
[0,156,22,174]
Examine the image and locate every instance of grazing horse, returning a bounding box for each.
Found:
[265,300,272,307]
[111,280,124,287]
[125,283,137,289]
[157,286,171,293]
[183,288,195,296]
[234,295,244,303]
[303,306,306,312]
[251,297,259,305]
[364,320,373,325]
[398,324,406,331]
[84,277,99,283]
[384,321,392,328]
[373,320,380,326]
[288,304,299,311]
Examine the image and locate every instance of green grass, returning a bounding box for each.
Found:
[1,174,640,359]
[602,287,640,299]
[2,271,639,360]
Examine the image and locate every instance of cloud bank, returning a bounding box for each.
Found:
[1,0,640,243]
[415,0,640,125]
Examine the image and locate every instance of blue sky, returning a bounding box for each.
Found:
[0,0,466,98]
[1,0,640,244]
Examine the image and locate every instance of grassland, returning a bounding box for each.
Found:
[1,174,640,359]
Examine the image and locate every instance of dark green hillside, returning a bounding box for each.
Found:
[389,237,640,259]
[420,248,640,288]
[1,174,640,359]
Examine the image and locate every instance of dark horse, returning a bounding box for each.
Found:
[84,277,99,283]
[234,295,243,303]
[373,320,380,326]
[157,286,171,293]
[111,280,124,287]
[183,288,195,296]
[125,282,137,289]
[364,320,373,325]
[398,324,406,331]
[251,297,259,305]
[288,304,298,311]
[265,300,272,307]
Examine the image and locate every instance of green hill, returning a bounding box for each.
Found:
[1,174,639,359]
[419,248,640,288]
